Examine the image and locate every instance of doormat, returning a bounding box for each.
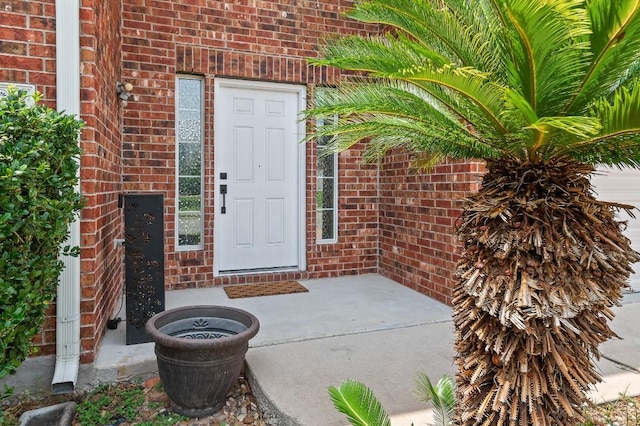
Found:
[224,281,308,299]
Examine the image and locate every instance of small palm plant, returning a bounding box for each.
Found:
[329,380,392,426]
[415,374,456,426]
[330,374,456,426]
[306,0,640,425]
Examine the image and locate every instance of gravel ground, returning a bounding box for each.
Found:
[137,375,267,426]
[582,395,640,426]
[3,376,639,425]
[2,374,267,426]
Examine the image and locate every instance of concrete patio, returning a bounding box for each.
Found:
[88,274,640,425]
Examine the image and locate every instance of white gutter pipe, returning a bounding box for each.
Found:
[51,0,81,394]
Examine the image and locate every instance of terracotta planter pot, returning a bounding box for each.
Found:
[145,305,260,417]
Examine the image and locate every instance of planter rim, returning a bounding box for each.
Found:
[145,305,260,349]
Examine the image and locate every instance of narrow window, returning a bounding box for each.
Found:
[176,75,204,249]
[316,116,338,243]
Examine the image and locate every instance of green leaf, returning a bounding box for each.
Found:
[305,0,640,166]
[528,116,602,140]
[561,82,640,166]
[414,373,456,426]
[305,80,503,161]
[308,34,449,76]
[329,380,391,426]
[309,29,511,137]
[566,0,640,113]
[502,0,590,116]
[345,0,504,74]
[393,64,510,135]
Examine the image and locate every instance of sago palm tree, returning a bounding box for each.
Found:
[305,1,640,425]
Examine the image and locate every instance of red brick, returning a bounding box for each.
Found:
[0,53,43,69]
[0,12,28,27]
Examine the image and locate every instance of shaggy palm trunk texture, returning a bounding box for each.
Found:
[453,159,639,426]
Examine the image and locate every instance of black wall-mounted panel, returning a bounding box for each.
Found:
[124,194,165,345]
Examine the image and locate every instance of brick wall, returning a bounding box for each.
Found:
[0,0,124,363]
[0,1,57,105]
[78,0,123,362]
[0,0,125,363]
[306,142,379,277]
[120,0,380,290]
[1,0,484,364]
[379,151,484,304]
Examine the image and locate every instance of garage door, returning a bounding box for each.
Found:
[591,167,640,293]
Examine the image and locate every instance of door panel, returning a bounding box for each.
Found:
[234,199,254,247]
[266,129,285,182]
[234,127,254,182]
[266,198,285,246]
[215,81,303,272]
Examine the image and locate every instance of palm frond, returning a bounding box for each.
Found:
[503,87,539,127]
[521,115,601,160]
[616,55,640,91]
[329,380,391,426]
[502,0,590,116]
[313,115,498,162]
[346,0,504,74]
[411,152,446,172]
[304,81,504,161]
[560,81,640,167]
[392,64,510,135]
[308,34,450,75]
[310,35,512,137]
[565,0,640,113]
[306,81,458,130]
[528,116,602,141]
[414,373,456,426]
[315,80,472,135]
[306,0,640,167]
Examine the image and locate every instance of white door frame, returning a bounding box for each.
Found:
[213,78,307,276]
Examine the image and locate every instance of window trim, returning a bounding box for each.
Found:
[175,74,205,251]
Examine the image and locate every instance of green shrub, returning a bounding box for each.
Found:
[0,88,84,379]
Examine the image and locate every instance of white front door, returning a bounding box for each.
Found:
[214,79,305,273]
[592,168,640,293]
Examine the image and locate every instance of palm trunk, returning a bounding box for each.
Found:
[453,158,639,426]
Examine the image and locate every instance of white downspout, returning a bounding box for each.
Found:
[51,0,81,394]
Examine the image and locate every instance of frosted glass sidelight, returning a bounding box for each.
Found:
[315,113,338,243]
[319,210,334,241]
[177,76,204,249]
[178,79,201,110]
[178,143,201,176]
